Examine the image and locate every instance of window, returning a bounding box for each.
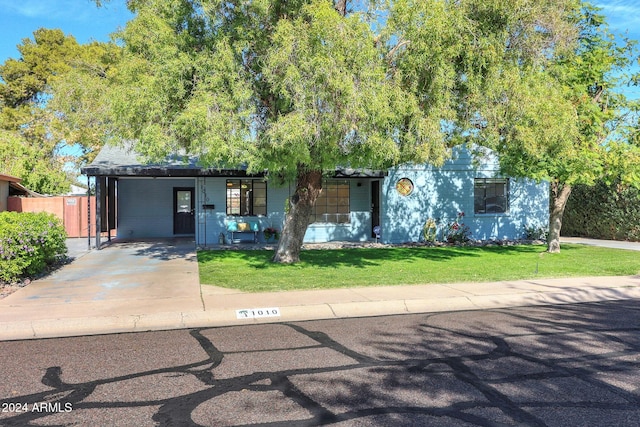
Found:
[311,180,350,223]
[226,179,267,216]
[474,178,509,214]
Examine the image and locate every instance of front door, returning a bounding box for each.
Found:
[371,180,380,238]
[174,187,195,235]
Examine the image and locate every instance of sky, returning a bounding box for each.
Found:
[0,0,639,87]
[0,0,133,60]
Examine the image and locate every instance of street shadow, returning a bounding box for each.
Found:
[2,300,639,426]
[276,300,640,425]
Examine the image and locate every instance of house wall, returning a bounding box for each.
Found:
[0,181,8,212]
[115,145,548,245]
[117,178,195,239]
[381,146,549,243]
[196,177,238,245]
[195,178,373,245]
[303,180,371,243]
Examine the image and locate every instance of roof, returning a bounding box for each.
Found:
[9,181,42,197]
[0,173,43,197]
[62,184,89,196]
[82,141,386,179]
[82,141,262,178]
[0,173,21,183]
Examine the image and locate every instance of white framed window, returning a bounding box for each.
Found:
[474,178,509,214]
[311,180,350,224]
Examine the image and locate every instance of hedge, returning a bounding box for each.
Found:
[0,211,67,283]
[563,181,640,242]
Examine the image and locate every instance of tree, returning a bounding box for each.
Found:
[0,28,117,194]
[48,40,122,166]
[96,0,576,262]
[479,3,640,253]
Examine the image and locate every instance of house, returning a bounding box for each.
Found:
[82,142,549,247]
[0,173,39,212]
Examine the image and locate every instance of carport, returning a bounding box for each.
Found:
[82,141,262,249]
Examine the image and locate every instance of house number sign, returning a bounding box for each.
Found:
[236,307,281,319]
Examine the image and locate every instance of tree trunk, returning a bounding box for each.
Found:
[272,168,323,264]
[547,182,572,253]
[334,0,347,16]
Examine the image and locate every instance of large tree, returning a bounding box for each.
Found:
[478,3,640,253]
[0,28,117,194]
[96,0,576,262]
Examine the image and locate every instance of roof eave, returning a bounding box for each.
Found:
[81,166,266,178]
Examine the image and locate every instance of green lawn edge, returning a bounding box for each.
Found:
[197,244,640,293]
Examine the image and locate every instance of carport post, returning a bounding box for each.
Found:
[87,175,91,250]
[95,175,102,250]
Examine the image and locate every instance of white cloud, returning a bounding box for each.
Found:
[595,0,640,39]
[0,0,94,21]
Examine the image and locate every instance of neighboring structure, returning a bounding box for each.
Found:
[63,184,90,196]
[0,173,38,212]
[82,142,549,247]
[2,173,95,238]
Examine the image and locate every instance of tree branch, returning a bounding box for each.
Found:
[593,83,604,104]
[386,40,410,63]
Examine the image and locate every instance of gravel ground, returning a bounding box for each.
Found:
[0,257,71,299]
[0,280,30,299]
[203,238,542,251]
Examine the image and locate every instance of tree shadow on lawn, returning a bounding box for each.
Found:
[198,244,548,271]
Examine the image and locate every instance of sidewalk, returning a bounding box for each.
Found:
[1,238,639,341]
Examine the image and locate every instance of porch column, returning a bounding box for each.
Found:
[87,175,91,250]
[95,176,102,250]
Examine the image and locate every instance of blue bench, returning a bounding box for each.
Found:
[227,221,260,243]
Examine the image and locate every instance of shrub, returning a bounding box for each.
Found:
[0,211,67,283]
[523,224,548,241]
[445,212,471,244]
[563,181,640,242]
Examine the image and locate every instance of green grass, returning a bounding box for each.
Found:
[197,244,640,292]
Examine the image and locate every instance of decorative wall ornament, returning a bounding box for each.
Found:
[396,178,414,196]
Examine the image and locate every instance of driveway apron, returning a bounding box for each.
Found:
[0,239,202,322]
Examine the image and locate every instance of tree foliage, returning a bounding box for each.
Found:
[0,29,118,194]
[93,0,579,262]
[475,3,640,252]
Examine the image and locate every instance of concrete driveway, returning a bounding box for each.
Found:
[0,239,202,323]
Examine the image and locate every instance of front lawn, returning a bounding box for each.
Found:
[197,244,640,292]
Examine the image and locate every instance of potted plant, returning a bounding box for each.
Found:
[263,227,280,242]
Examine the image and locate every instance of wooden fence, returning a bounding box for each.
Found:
[8,196,97,238]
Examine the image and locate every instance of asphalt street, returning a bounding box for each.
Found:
[1,300,639,426]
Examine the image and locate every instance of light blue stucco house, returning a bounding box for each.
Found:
[82,143,548,247]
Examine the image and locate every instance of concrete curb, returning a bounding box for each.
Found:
[2,282,639,341]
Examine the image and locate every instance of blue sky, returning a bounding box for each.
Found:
[0,0,639,95]
[1,0,639,58]
[0,0,132,60]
